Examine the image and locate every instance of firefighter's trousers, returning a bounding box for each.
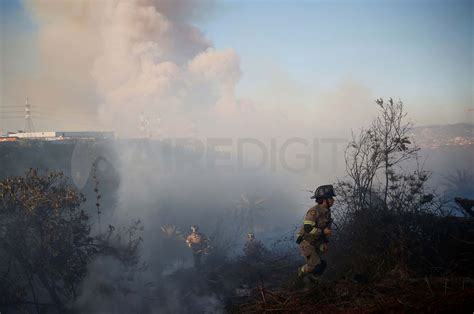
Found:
[299,240,323,274]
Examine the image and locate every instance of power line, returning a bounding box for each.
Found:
[3,114,103,127]
[1,104,96,112]
[3,115,96,122]
[2,99,107,130]
[2,106,100,118]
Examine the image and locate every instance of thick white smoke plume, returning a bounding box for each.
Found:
[11,0,378,138]
[21,0,249,138]
[91,0,244,137]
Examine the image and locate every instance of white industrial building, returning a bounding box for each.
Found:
[7,131,114,140]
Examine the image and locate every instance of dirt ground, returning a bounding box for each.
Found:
[228,275,474,313]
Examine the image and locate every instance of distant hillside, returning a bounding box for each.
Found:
[412,123,474,148]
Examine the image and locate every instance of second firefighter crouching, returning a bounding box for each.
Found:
[296,184,336,279]
[186,225,209,269]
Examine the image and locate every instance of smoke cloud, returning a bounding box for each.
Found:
[1,1,380,312]
[1,0,382,138]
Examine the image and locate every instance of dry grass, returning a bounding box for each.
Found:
[230,275,474,313]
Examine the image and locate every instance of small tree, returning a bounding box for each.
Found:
[341,98,421,212]
[334,98,443,277]
[0,169,97,312]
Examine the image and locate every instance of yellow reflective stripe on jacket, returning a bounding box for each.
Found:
[309,227,319,235]
[303,220,315,226]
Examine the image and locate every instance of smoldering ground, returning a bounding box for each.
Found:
[67,137,343,313]
[66,135,474,313]
[1,125,472,313]
[0,137,349,311]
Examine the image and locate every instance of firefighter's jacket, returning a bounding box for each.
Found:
[297,204,331,245]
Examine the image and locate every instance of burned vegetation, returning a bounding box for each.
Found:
[0,170,142,313]
[1,99,473,313]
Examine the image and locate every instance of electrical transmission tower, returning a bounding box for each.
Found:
[24,97,35,136]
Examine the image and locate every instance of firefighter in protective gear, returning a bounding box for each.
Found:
[186,225,208,268]
[244,233,267,262]
[296,185,336,279]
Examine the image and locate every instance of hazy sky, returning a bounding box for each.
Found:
[0,0,473,134]
[202,1,472,101]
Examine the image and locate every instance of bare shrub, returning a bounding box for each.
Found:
[331,99,473,279]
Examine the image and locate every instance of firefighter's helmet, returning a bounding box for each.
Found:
[311,185,336,199]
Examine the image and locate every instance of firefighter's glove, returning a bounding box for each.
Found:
[296,235,303,244]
